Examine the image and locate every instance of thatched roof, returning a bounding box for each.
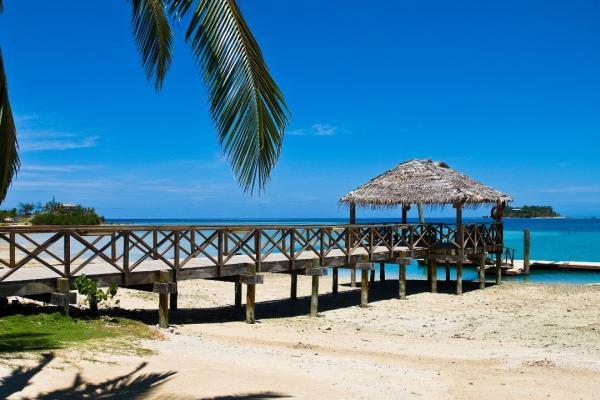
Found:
[340,159,512,208]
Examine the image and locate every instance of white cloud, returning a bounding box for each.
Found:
[15,114,100,152]
[19,130,99,152]
[312,124,337,136]
[20,164,103,173]
[288,123,339,137]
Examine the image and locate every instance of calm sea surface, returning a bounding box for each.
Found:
[107,217,600,284]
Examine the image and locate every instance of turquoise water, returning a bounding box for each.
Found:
[106,217,600,285]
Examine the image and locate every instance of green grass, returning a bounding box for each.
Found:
[0,313,156,353]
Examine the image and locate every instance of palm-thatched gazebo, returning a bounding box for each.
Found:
[340,159,512,294]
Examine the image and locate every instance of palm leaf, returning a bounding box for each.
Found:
[130,0,173,89]
[0,48,19,203]
[168,0,289,192]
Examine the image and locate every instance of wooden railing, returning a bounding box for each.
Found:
[0,222,502,283]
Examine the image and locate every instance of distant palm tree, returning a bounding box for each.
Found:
[0,0,288,202]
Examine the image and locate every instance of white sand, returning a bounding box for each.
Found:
[2,274,600,399]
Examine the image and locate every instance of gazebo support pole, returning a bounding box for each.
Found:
[494,201,505,284]
[379,262,385,282]
[350,202,356,287]
[445,260,450,282]
[401,205,410,224]
[455,202,464,295]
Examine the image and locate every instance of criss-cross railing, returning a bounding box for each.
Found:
[0,222,502,283]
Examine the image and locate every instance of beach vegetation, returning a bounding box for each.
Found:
[504,205,560,218]
[73,275,119,316]
[0,312,154,353]
[0,0,288,205]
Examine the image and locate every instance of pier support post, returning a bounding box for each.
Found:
[56,278,70,316]
[290,272,298,300]
[169,293,178,311]
[429,259,437,293]
[360,268,369,308]
[495,251,502,284]
[332,268,338,294]
[456,261,463,295]
[158,270,170,328]
[380,262,385,282]
[399,264,406,299]
[310,275,319,317]
[445,261,450,282]
[369,269,375,285]
[246,265,257,324]
[350,268,356,287]
[235,282,242,306]
[479,253,486,289]
[524,229,530,275]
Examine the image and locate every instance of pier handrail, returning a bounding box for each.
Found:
[0,222,503,283]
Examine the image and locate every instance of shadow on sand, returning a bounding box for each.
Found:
[116,279,492,325]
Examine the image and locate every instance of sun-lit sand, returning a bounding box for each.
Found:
[2,274,600,399]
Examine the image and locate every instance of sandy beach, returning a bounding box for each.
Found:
[2,274,599,399]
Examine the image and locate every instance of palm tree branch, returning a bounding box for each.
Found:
[0,48,20,203]
[129,0,173,89]
[168,0,289,192]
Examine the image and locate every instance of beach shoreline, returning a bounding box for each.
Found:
[3,274,599,399]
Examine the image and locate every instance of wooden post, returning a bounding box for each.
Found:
[379,262,385,281]
[455,203,464,295]
[246,263,256,324]
[290,272,298,300]
[429,259,437,293]
[57,278,70,316]
[399,263,406,299]
[445,261,450,282]
[9,232,15,270]
[158,270,169,328]
[524,229,530,275]
[235,282,242,306]
[495,251,502,284]
[152,230,159,260]
[360,268,369,307]
[349,202,357,288]
[63,232,71,278]
[479,253,486,289]
[110,233,117,263]
[369,269,375,285]
[310,275,319,317]
[332,268,338,293]
[401,205,410,224]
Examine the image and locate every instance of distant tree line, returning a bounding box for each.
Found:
[503,205,560,218]
[0,199,103,225]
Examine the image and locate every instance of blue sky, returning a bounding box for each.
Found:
[0,0,599,218]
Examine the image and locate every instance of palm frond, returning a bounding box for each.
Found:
[168,0,289,193]
[0,48,19,203]
[130,0,173,89]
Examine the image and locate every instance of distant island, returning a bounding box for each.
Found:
[0,199,103,225]
[503,205,560,218]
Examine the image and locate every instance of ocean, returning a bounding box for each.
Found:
[106,217,600,284]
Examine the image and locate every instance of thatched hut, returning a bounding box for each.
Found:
[340,159,511,223]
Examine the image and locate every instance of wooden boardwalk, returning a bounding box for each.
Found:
[0,222,504,323]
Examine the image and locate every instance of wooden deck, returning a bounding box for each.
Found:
[0,222,504,323]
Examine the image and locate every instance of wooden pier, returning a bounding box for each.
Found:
[0,222,503,324]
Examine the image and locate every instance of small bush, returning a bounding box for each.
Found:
[73,275,119,316]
